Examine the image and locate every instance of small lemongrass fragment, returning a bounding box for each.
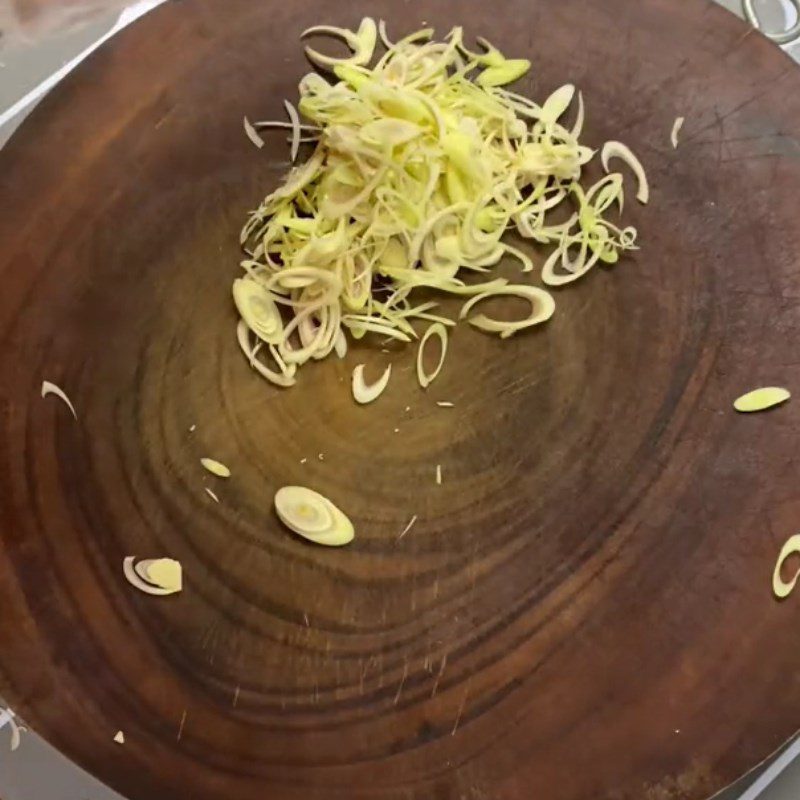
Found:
[397,514,418,540]
[436,464,442,485]
[41,380,77,419]
[274,486,354,546]
[205,487,220,503]
[123,557,181,596]
[734,387,790,413]
[284,100,301,163]
[773,534,800,599]
[243,116,265,149]
[601,141,649,204]
[417,323,448,389]
[437,401,454,408]
[113,731,125,744]
[334,329,348,358]
[201,458,231,478]
[476,58,531,88]
[670,116,684,149]
[352,363,392,404]
[460,285,555,339]
[137,558,183,592]
[0,707,21,752]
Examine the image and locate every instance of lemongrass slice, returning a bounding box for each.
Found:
[352,363,392,404]
[41,380,77,419]
[460,285,555,339]
[274,486,354,546]
[397,514,417,540]
[123,557,180,596]
[284,100,301,163]
[236,321,296,388]
[232,278,284,344]
[333,328,348,359]
[436,464,442,485]
[416,323,448,389]
[773,534,800,599]
[243,116,265,149]
[476,59,531,88]
[205,487,220,503]
[540,84,575,125]
[136,558,183,592]
[601,141,649,204]
[303,18,377,68]
[670,116,684,149]
[113,731,125,744]
[437,401,454,408]
[0,707,21,752]
[733,387,790,413]
[201,458,231,478]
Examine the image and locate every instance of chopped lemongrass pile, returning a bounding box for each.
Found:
[274,486,354,546]
[773,534,800,599]
[41,380,77,419]
[236,19,642,395]
[201,458,231,478]
[733,387,790,413]
[123,556,183,596]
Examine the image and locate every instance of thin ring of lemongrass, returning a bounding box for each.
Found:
[416,323,448,389]
[41,380,78,419]
[774,534,800,599]
[352,364,392,404]
[232,278,284,344]
[236,321,296,387]
[601,141,649,204]
[284,100,302,163]
[123,557,180,596]
[459,285,555,338]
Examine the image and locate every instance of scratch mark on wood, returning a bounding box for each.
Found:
[177,710,187,742]
[394,662,409,705]
[233,686,240,707]
[432,654,448,698]
[451,681,471,735]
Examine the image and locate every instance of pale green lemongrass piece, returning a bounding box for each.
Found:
[773,534,800,599]
[352,363,392,404]
[460,285,555,338]
[274,486,355,546]
[733,387,790,413]
[416,322,448,389]
[200,458,231,478]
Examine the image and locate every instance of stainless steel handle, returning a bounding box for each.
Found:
[743,0,800,45]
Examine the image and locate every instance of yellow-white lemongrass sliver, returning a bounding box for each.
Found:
[201,458,231,478]
[774,534,800,599]
[416,323,448,389]
[460,285,555,339]
[540,84,575,125]
[41,380,77,419]
[0,708,21,752]
[476,59,531,88]
[733,387,790,413]
[123,557,181,596]
[360,118,422,147]
[135,558,183,592]
[243,116,265,149]
[303,18,377,68]
[671,116,684,149]
[571,90,585,137]
[274,486,355,546]
[352,363,392,404]
[333,328,348,359]
[233,278,284,344]
[284,100,301,163]
[601,141,649,204]
[113,731,125,745]
[236,321,297,388]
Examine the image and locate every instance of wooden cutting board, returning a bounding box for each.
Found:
[1,1,800,798]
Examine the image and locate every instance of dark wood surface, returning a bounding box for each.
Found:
[1,1,800,798]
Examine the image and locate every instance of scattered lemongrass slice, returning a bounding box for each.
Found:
[123,557,181,596]
[773,534,800,599]
[601,141,649,204]
[352,363,392,404]
[397,514,418,540]
[436,464,442,485]
[670,116,684,149]
[733,387,790,413]
[136,558,183,592]
[236,321,296,388]
[437,401,455,408]
[417,323,448,389]
[303,17,377,69]
[460,285,555,339]
[0,707,21,752]
[243,116,265,149]
[205,487,220,503]
[41,380,77,419]
[233,278,284,344]
[274,486,354,546]
[113,731,125,744]
[284,100,301,163]
[201,458,231,478]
